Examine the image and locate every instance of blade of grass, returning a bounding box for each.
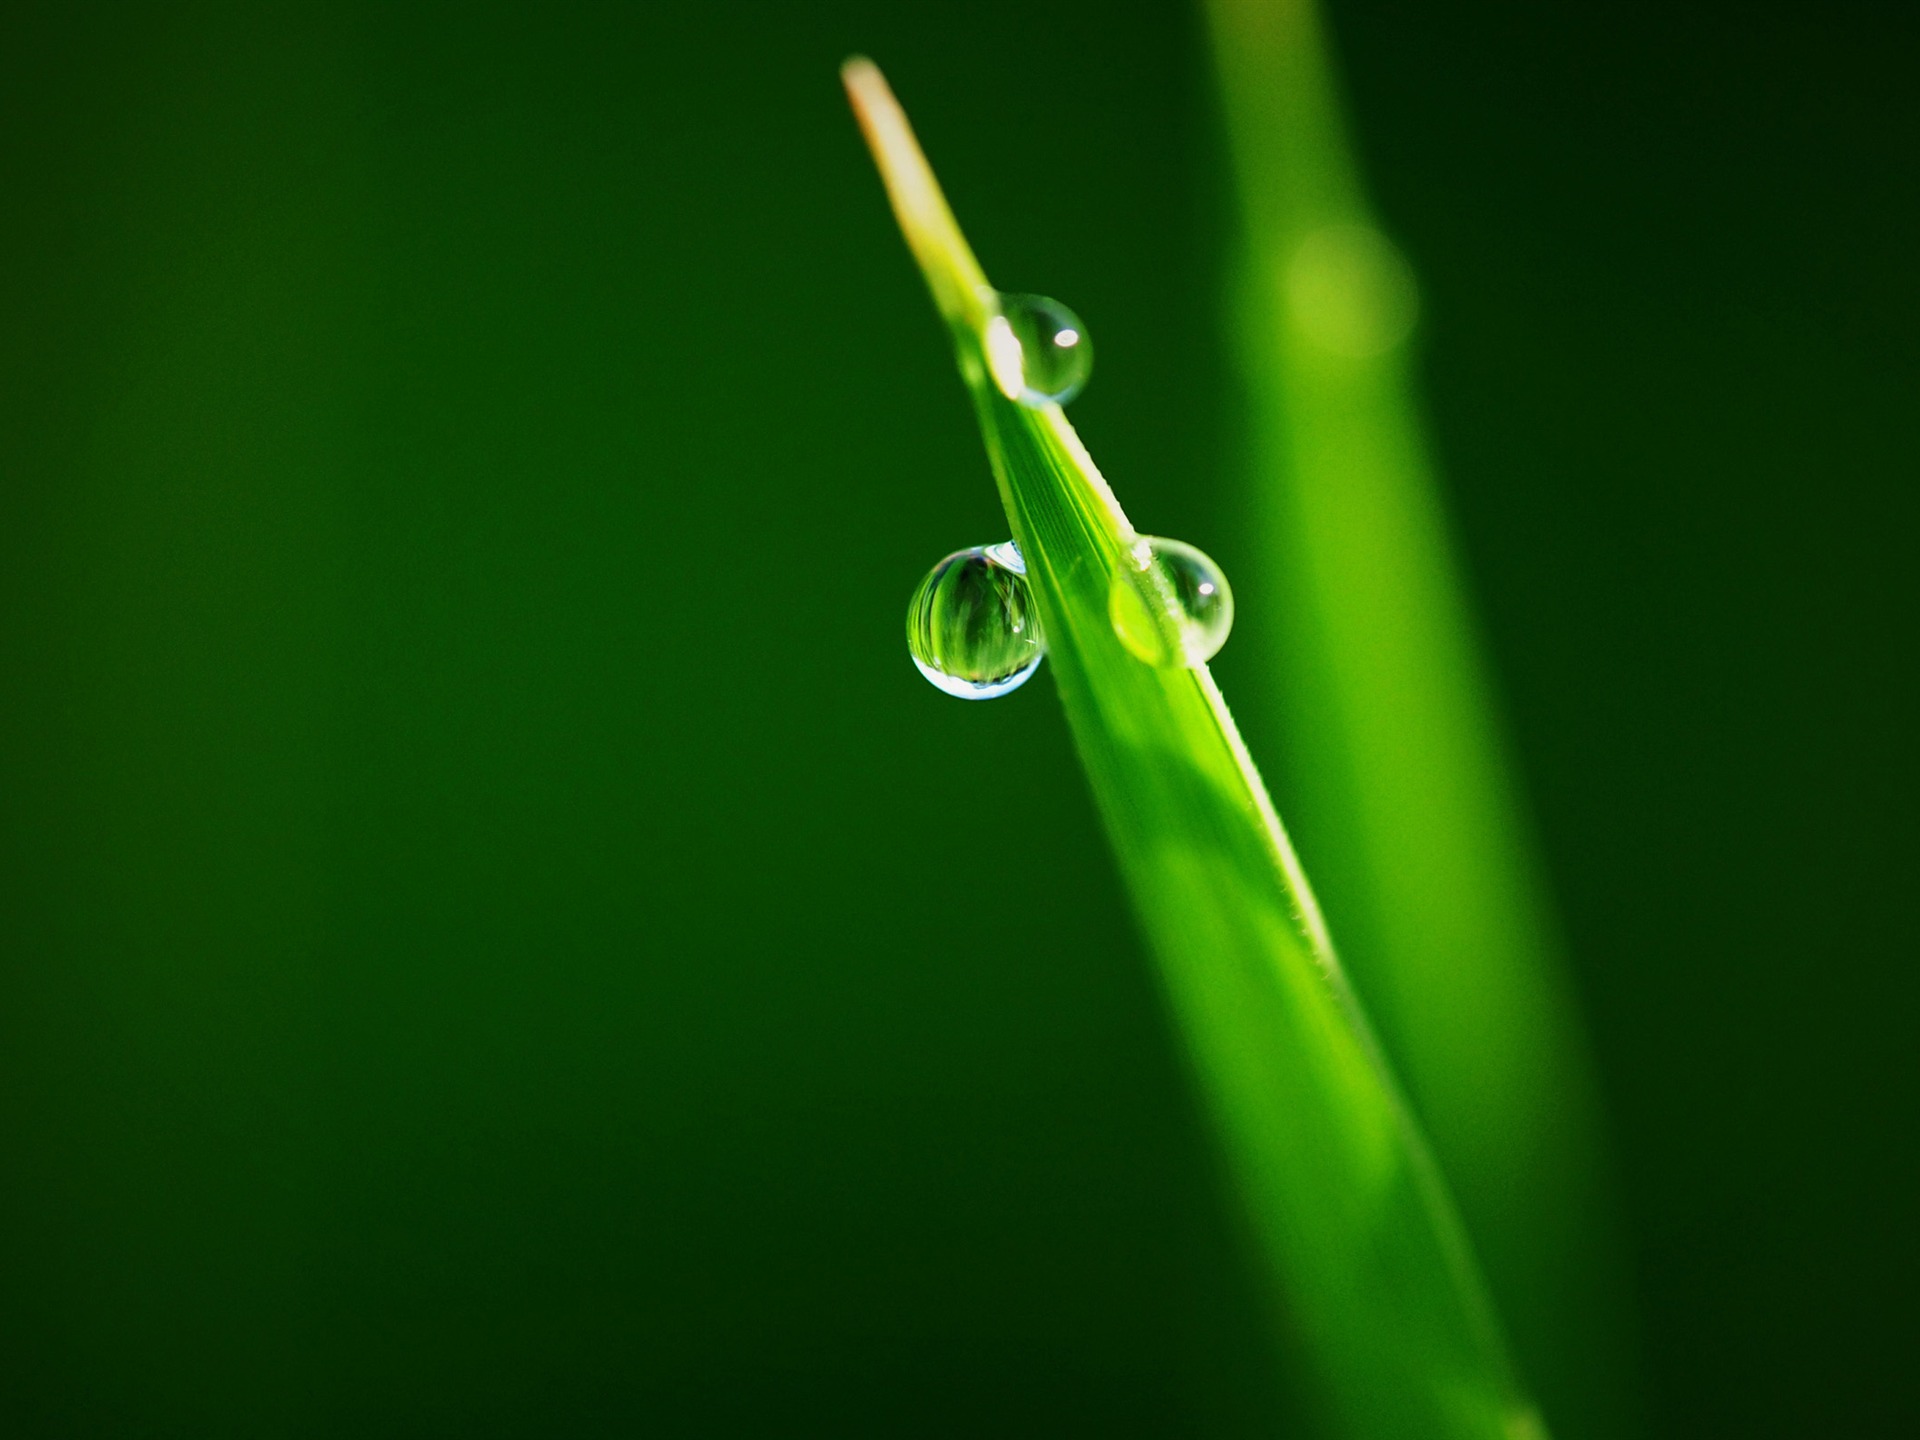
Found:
[844,58,1543,1440]
[1199,3,1636,1435]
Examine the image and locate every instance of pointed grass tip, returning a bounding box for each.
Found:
[839,55,990,326]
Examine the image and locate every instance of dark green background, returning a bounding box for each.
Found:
[2,1,1913,1435]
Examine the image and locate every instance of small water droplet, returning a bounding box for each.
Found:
[1108,535,1234,668]
[907,542,1045,699]
[986,293,1093,407]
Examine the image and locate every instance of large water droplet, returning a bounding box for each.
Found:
[1108,535,1234,669]
[907,542,1045,699]
[985,293,1093,407]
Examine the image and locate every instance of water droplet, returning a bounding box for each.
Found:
[1108,535,1234,669]
[907,542,1045,699]
[985,293,1093,407]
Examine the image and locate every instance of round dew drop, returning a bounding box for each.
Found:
[907,542,1046,699]
[1108,535,1234,669]
[986,293,1093,407]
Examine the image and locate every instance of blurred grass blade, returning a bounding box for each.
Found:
[844,58,1541,1440]
[1200,2,1636,1434]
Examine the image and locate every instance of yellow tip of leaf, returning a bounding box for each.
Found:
[839,57,991,328]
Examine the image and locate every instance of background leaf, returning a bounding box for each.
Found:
[1201,3,1636,1434]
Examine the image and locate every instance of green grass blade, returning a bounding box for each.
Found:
[1199,4,1635,1434]
[844,58,1542,1440]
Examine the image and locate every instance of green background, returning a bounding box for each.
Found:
[2,1,1913,1435]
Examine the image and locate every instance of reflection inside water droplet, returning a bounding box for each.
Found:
[1108,535,1234,669]
[907,542,1045,699]
[986,293,1093,407]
